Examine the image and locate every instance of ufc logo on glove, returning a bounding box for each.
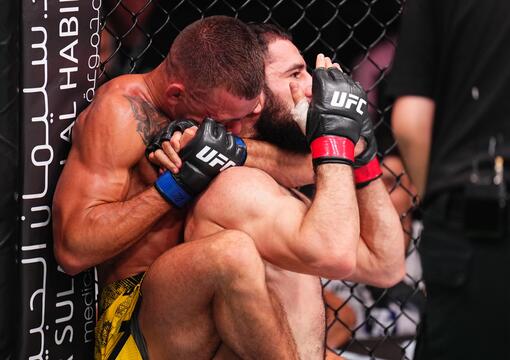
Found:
[330,91,367,115]
[196,146,237,171]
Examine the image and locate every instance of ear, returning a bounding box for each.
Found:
[165,83,185,106]
[252,99,263,115]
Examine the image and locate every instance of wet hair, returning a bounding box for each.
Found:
[168,16,264,100]
[248,23,293,54]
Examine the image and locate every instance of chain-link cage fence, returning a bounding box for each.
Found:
[98,1,423,359]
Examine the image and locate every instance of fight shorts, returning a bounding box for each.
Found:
[95,273,149,360]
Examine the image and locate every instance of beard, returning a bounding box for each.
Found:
[254,87,310,155]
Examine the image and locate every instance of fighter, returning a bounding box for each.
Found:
[147,24,406,359]
[52,16,300,359]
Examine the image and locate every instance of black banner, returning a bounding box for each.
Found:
[19,0,101,358]
[0,0,19,358]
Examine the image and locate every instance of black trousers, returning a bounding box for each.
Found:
[414,190,510,360]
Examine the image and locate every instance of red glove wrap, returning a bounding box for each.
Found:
[310,136,355,165]
[354,157,382,188]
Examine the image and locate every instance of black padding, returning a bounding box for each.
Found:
[0,0,19,358]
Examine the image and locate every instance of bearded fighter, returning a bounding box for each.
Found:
[148,26,405,358]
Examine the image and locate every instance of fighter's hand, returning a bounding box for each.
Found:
[354,114,376,168]
[290,82,308,134]
[146,119,198,173]
[291,55,367,157]
[306,53,368,167]
[289,54,340,134]
[154,118,247,208]
[353,118,382,188]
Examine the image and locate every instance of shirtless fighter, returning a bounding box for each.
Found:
[148,25,405,359]
[52,17,300,359]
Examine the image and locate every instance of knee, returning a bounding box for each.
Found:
[210,230,264,279]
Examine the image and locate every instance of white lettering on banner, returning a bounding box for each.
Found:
[20,0,97,358]
[21,244,48,360]
[59,67,78,90]
[59,17,78,37]
[22,26,52,201]
[60,39,78,64]
[56,0,79,163]
[21,7,51,360]
[29,205,51,229]
[330,91,367,115]
[59,102,76,143]
[58,4,79,90]
[81,270,96,343]
[54,267,75,346]
[85,0,101,102]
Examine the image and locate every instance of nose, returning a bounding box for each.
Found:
[304,86,312,100]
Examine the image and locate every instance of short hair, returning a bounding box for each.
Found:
[168,16,264,100]
[248,23,293,54]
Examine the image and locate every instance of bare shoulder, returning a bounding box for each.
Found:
[195,166,290,218]
[210,166,283,197]
[75,74,169,146]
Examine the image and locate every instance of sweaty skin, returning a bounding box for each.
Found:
[184,165,354,359]
[53,70,299,360]
[182,55,403,359]
[53,17,308,360]
[53,74,181,285]
[53,66,260,284]
[148,42,405,359]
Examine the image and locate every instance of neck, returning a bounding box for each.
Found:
[143,63,175,118]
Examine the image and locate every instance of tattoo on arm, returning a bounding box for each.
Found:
[124,95,169,145]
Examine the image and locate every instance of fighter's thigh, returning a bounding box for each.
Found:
[139,230,258,357]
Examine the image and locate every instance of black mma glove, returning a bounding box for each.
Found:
[353,115,382,188]
[354,115,377,168]
[154,118,247,208]
[306,67,368,167]
[145,118,198,160]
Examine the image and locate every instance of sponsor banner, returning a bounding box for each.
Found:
[19,0,101,358]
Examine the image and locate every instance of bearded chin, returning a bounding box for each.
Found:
[254,92,310,155]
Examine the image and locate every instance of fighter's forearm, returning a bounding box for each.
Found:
[244,139,313,187]
[345,179,406,287]
[54,187,172,275]
[297,164,360,279]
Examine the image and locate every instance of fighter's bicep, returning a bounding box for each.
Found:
[55,100,144,212]
[54,149,131,225]
[249,194,312,271]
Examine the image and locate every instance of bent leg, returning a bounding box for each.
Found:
[139,230,298,359]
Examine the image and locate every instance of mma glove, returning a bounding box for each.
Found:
[145,118,198,160]
[354,156,382,189]
[353,115,382,188]
[154,118,247,208]
[306,67,368,167]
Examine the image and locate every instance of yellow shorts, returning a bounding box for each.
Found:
[95,273,148,360]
